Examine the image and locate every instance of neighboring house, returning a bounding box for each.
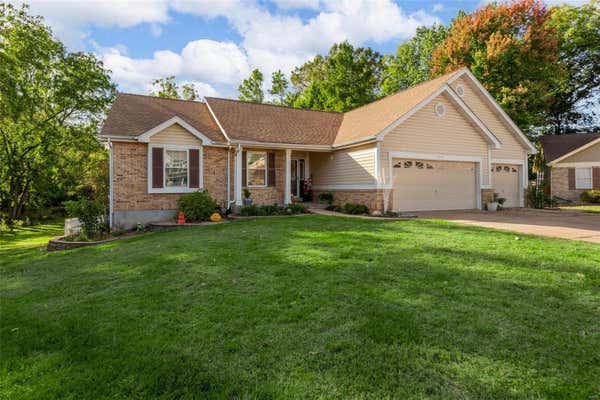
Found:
[540,133,600,201]
[99,67,535,228]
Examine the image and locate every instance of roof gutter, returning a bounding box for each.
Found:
[229,140,332,151]
[332,136,377,150]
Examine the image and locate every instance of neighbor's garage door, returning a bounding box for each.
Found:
[392,159,477,212]
[492,164,521,207]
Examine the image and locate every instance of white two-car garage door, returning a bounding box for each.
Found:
[492,164,521,207]
[392,159,478,212]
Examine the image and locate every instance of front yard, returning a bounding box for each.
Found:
[560,204,600,214]
[1,216,599,399]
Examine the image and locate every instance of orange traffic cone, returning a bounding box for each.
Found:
[177,211,185,225]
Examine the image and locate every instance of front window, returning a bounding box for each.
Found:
[165,150,188,187]
[247,151,267,186]
[575,167,592,189]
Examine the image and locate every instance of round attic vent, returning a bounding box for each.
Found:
[434,102,445,117]
[456,85,465,97]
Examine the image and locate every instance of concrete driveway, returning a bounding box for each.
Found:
[415,208,600,244]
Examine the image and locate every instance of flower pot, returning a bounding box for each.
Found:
[243,198,252,207]
[487,202,498,212]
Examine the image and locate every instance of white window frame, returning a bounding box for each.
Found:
[147,144,203,194]
[575,167,592,190]
[246,150,268,188]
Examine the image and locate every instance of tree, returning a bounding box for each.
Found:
[289,41,383,112]
[150,77,200,101]
[382,24,449,95]
[238,69,264,103]
[150,76,179,99]
[431,0,560,132]
[0,4,115,221]
[544,1,600,134]
[268,70,288,105]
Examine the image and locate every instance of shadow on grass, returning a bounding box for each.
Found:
[1,216,598,399]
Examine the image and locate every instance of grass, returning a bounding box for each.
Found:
[560,204,600,214]
[1,216,599,399]
[0,219,63,252]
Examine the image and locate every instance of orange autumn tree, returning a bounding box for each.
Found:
[432,0,560,133]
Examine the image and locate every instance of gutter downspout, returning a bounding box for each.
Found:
[226,146,235,210]
[108,139,114,230]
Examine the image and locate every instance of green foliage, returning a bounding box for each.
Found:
[289,41,383,112]
[238,69,264,103]
[580,190,600,204]
[544,1,600,134]
[317,192,334,204]
[0,4,115,221]
[527,187,555,209]
[382,24,449,95]
[177,190,218,222]
[239,203,307,216]
[342,203,369,215]
[268,70,289,104]
[150,76,199,100]
[64,198,105,238]
[244,188,251,199]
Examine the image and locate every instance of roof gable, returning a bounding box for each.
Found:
[541,133,600,164]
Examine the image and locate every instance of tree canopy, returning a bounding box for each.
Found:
[0,4,115,221]
[150,76,200,101]
[238,69,264,103]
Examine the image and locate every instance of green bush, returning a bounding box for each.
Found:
[325,204,340,212]
[177,190,218,222]
[526,188,555,209]
[317,192,334,204]
[240,203,307,216]
[342,203,369,215]
[580,190,600,203]
[64,199,106,238]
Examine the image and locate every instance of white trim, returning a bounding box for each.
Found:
[313,184,381,190]
[284,149,292,204]
[234,145,243,206]
[147,143,203,194]
[547,137,600,166]
[137,116,214,144]
[448,68,536,153]
[488,148,492,189]
[230,140,331,151]
[332,136,378,149]
[375,142,382,184]
[245,150,268,188]
[491,158,525,165]
[387,151,483,210]
[108,139,114,229]
[552,161,600,168]
[204,99,231,142]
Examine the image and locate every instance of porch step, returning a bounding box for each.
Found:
[304,202,328,210]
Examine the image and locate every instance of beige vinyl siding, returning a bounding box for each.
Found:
[311,144,377,186]
[452,76,525,160]
[149,123,202,146]
[381,92,490,186]
[558,141,600,164]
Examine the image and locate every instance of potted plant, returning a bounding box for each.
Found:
[243,188,252,206]
[487,192,506,212]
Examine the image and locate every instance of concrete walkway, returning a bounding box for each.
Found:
[415,208,600,244]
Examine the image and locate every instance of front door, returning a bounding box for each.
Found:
[291,159,305,198]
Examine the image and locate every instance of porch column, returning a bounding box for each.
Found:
[235,145,243,206]
[284,148,292,204]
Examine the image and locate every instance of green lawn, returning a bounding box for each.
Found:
[0,219,63,251]
[1,216,599,399]
[560,204,600,214]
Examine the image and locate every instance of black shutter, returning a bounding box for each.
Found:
[242,151,247,187]
[152,147,163,188]
[189,149,200,188]
[267,152,276,187]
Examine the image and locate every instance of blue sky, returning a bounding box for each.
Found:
[15,0,586,99]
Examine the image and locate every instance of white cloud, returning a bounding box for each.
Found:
[180,40,250,84]
[433,3,444,12]
[269,0,320,10]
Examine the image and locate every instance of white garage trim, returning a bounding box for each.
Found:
[388,151,483,209]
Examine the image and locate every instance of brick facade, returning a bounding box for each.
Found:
[550,167,586,201]
[313,189,386,212]
[112,142,231,212]
[481,188,494,206]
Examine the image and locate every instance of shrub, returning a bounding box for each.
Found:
[580,190,600,203]
[325,204,341,212]
[342,203,369,215]
[240,203,307,216]
[64,198,106,238]
[317,192,334,204]
[177,190,218,222]
[527,188,555,209]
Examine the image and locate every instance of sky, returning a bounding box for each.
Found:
[11,0,589,100]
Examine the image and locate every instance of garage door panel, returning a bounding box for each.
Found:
[492,164,520,207]
[392,159,477,212]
